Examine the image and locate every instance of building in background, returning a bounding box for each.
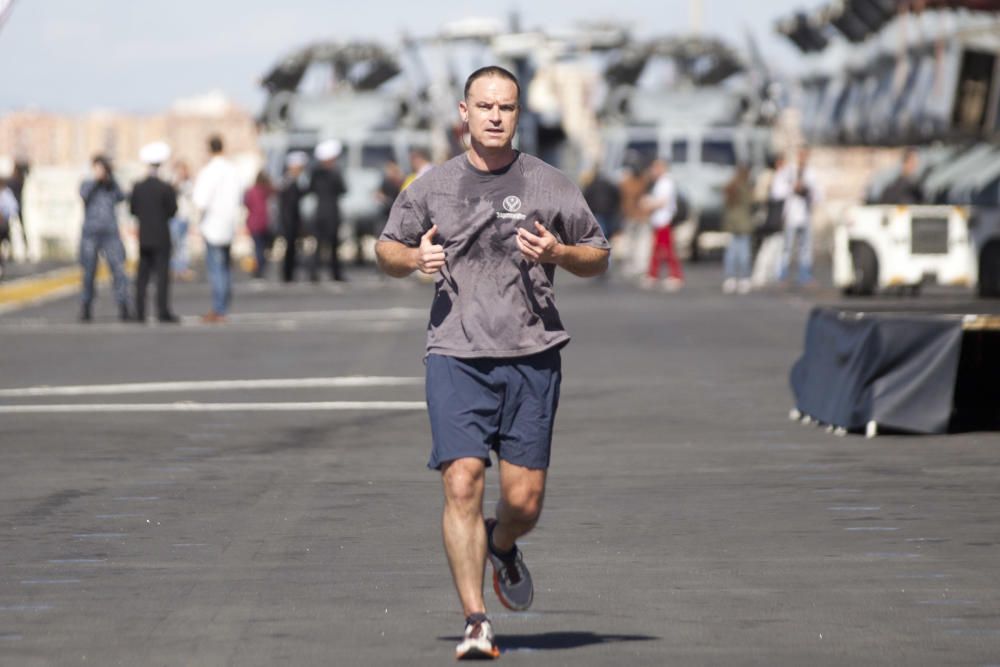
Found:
[0,92,258,169]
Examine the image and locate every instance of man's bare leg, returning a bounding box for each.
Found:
[491,460,546,552]
[441,457,488,616]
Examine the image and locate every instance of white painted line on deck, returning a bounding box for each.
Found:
[225,307,426,322]
[0,401,427,414]
[0,376,423,397]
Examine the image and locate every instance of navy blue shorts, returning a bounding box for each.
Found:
[425,347,562,470]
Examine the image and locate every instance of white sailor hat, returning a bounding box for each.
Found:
[285,151,309,168]
[314,139,342,161]
[140,141,171,165]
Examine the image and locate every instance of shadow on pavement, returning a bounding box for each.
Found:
[440,631,659,651]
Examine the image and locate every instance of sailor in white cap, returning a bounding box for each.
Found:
[280,151,310,282]
[313,139,342,163]
[130,142,180,323]
[139,141,171,168]
[308,140,348,281]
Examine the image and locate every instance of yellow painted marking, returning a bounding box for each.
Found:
[0,265,119,308]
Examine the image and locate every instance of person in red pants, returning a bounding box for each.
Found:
[641,158,684,291]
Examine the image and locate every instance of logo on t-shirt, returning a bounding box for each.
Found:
[497,195,526,221]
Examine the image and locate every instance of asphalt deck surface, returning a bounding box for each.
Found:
[1,263,999,666]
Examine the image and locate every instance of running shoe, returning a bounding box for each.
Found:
[485,518,534,611]
[455,614,500,660]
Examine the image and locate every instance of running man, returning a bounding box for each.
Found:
[376,66,610,660]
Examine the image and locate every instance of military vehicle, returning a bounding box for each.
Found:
[256,22,781,262]
[257,41,437,261]
[596,35,781,259]
[779,1,1000,297]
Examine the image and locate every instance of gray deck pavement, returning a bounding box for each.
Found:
[1,263,999,666]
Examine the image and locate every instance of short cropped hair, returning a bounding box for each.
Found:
[208,135,224,154]
[464,66,520,101]
[92,154,112,171]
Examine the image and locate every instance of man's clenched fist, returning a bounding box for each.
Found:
[516,221,561,264]
[417,224,446,274]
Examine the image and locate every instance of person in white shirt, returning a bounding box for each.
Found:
[0,177,19,280]
[193,135,241,322]
[777,147,820,286]
[641,158,684,291]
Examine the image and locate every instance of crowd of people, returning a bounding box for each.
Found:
[69,135,354,323]
[76,135,243,323]
[64,134,447,323]
[582,147,823,294]
[7,133,927,322]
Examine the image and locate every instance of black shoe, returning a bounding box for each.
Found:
[119,304,133,322]
[79,304,92,323]
[157,313,180,324]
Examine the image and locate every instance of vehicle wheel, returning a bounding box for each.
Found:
[978,241,1000,298]
[849,242,878,296]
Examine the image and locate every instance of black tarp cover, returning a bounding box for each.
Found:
[790,307,965,433]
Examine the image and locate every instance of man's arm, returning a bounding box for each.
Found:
[375,225,444,278]
[516,221,609,278]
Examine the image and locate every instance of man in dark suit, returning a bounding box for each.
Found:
[309,139,348,282]
[130,142,179,323]
[280,151,309,283]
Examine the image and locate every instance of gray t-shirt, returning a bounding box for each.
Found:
[380,152,610,359]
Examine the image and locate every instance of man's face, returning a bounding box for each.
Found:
[459,76,519,151]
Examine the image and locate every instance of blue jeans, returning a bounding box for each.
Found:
[169,217,189,273]
[204,243,231,315]
[779,224,813,284]
[79,229,130,306]
[251,233,268,278]
[724,233,752,280]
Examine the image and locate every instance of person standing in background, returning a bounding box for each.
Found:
[583,169,621,240]
[618,157,649,278]
[309,139,348,282]
[244,170,274,279]
[641,158,684,292]
[8,160,29,255]
[376,159,403,225]
[130,142,179,323]
[280,151,309,283]
[78,155,132,323]
[169,161,196,282]
[0,176,17,280]
[193,135,241,323]
[777,147,820,288]
[879,148,924,205]
[402,147,433,190]
[751,153,788,288]
[721,164,754,294]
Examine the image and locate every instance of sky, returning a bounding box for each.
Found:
[0,0,810,114]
